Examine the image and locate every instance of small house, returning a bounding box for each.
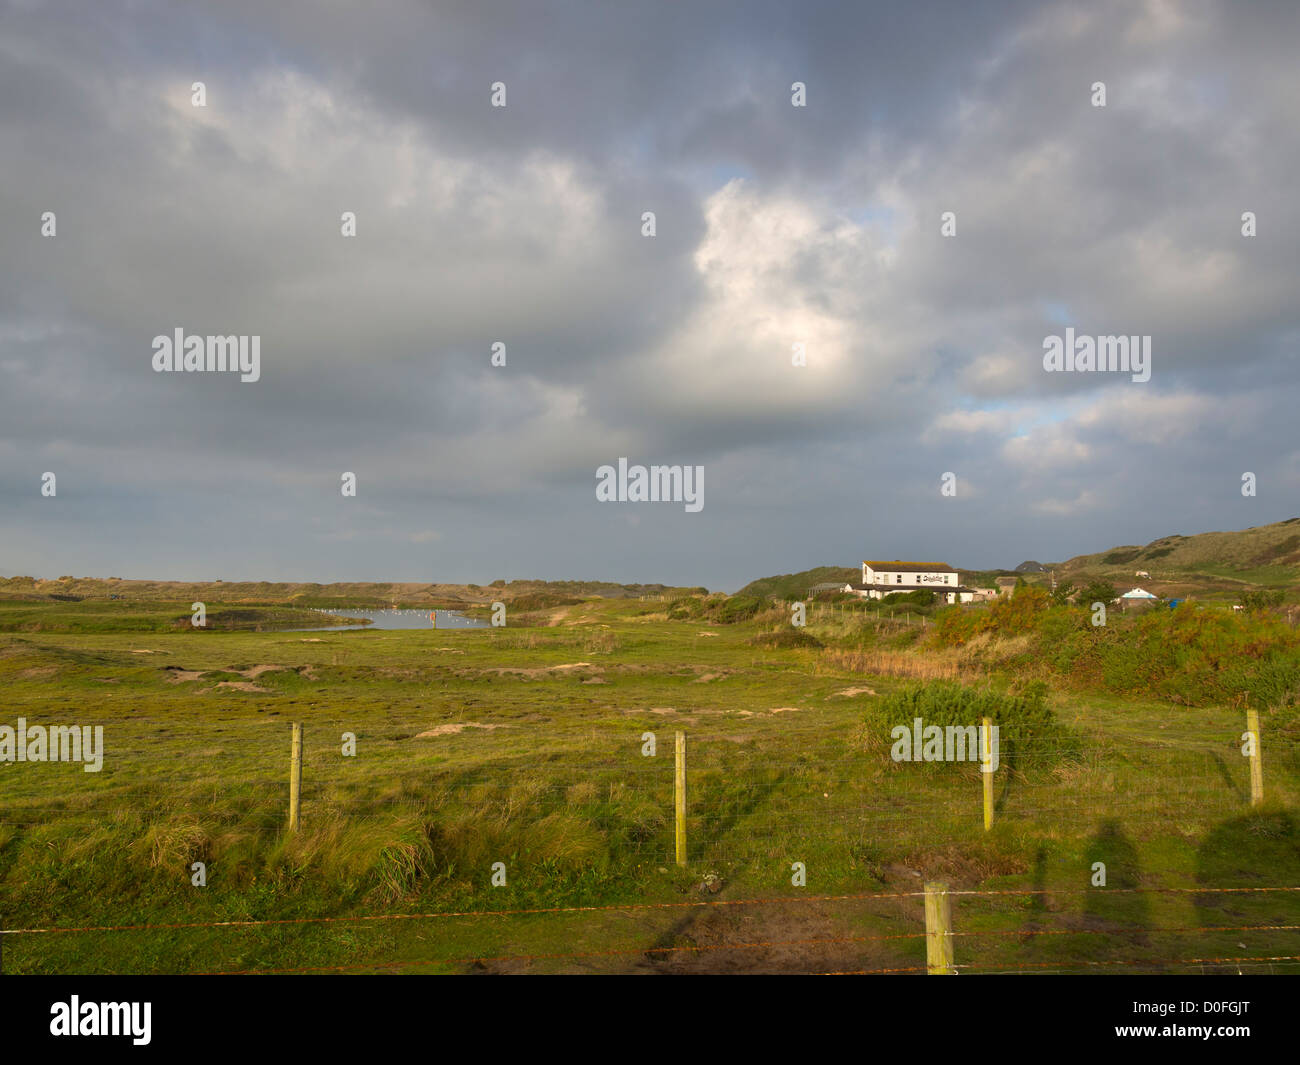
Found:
[1120,587,1158,612]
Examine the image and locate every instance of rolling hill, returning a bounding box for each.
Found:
[1051,517,1300,598]
[739,517,1300,603]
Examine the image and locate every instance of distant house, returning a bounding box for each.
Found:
[1120,587,1159,611]
[845,560,980,605]
[1135,570,1150,579]
[994,576,1019,596]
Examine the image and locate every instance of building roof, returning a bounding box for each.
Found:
[861,560,956,572]
[1121,587,1158,599]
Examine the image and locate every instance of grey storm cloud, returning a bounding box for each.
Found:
[1,0,1298,589]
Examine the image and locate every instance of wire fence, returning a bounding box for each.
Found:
[2,721,1295,859]
[4,886,1299,975]
[2,719,1296,973]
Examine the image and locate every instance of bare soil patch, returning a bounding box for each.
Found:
[415,722,513,739]
[471,662,598,679]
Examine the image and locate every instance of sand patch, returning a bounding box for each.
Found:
[242,664,286,678]
[696,632,718,637]
[832,687,877,698]
[163,663,309,687]
[415,722,512,739]
[17,666,57,679]
[581,677,608,684]
[131,649,169,654]
[476,662,596,679]
[768,707,803,714]
[693,672,724,683]
[299,638,324,643]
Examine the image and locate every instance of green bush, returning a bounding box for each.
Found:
[1077,580,1118,607]
[750,629,823,650]
[1242,588,1285,612]
[712,595,767,623]
[666,596,705,621]
[865,679,1078,769]
[884,588,935,606]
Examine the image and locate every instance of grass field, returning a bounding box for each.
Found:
[1,595,1298,974]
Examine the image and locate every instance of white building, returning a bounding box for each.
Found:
[1119,586,1159,612]
[845,560,980,604]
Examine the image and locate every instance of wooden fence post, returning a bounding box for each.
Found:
[982,716,994,831]
[288,723,303,832]
[674,730,687,866]
[924,881,955,974]
[1246,706,1264,807]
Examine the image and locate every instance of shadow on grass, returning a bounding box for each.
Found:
[1207,751,1248,805]
[1193,809,1300,974]
[1084,819,1150,946]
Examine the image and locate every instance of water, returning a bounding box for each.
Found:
[291,608,490,632]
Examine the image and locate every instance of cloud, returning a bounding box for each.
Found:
[1,0,1297,588]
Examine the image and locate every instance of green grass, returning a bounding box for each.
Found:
[0,600,360,633]
[0,595,1297,974]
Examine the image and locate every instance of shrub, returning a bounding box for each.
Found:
[713,595,767,623]
[666,596,705,621]
[932,604,991,646]
[1050,581,1076,606]
[885,588,935,606]
[1077,580,1118,607]
[750,629,823,650]
[988,585,1051,633]
[1242,588,1285,612]
[865,679,1077,769]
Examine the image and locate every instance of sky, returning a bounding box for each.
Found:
[2,0,1298,591]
